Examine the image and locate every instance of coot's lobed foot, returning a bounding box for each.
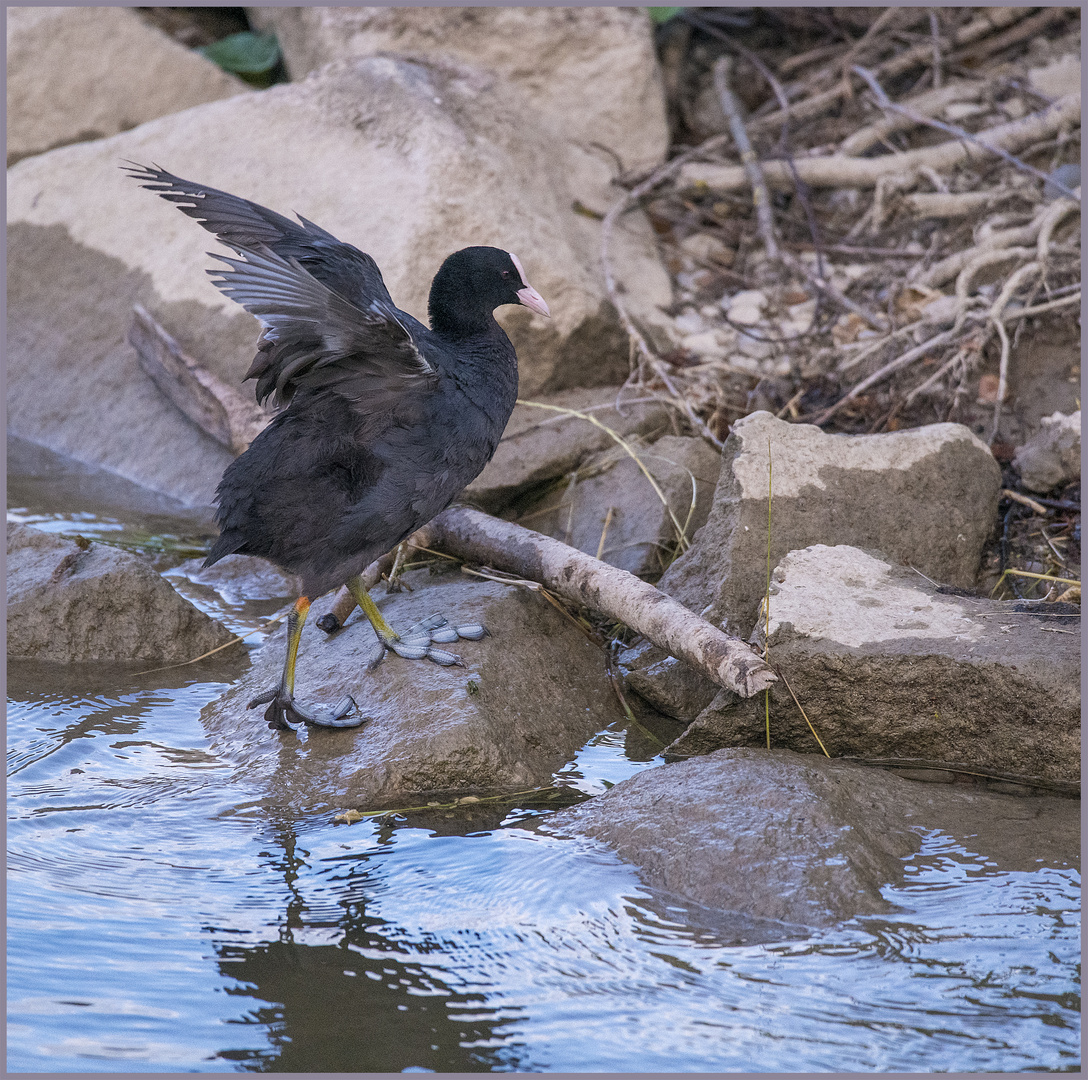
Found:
[247,688,360,731]
[369,612,488,669]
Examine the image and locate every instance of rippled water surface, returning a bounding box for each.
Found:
[7,504,1081,1072]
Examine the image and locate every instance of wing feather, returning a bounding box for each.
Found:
[125,161,434,406]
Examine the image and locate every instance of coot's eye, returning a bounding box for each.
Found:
[502,270,510,277]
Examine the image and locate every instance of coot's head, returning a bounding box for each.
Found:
[429,246,549,336]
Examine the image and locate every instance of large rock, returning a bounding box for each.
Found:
[518,434,721,577]
[464,387,673,512]
[661,412,1003,635]
[202,572,622,812]
[6,6,248,166]
[6,522,237,663]
[8,56,671,508]
[248,7,669,177]
[624,411,1002,720]
[548,748,1079,928]
[669,545,1080,784]
[1012,409,1081,492]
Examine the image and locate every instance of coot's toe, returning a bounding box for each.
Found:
[248,687,360,731]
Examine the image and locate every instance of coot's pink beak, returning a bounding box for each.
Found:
[509,252,550,317]
[516,284,550,317]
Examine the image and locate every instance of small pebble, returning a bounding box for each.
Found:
[673,310,704,335]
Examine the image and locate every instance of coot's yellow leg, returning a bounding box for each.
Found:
[248,595,360,731]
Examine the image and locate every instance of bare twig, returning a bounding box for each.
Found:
[746,7,1029,135]
[839,79,984,157]
[600,142,727,450]
[814,326,961,426]
[712,55,778,261]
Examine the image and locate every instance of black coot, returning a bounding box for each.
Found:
[126,163,549,731]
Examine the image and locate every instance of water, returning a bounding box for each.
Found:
[7,499,1081,1072]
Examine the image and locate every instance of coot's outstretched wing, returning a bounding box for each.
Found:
[124,162,434,407]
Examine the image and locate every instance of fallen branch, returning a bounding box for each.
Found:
[679,94,1080,194]
[127,304,269,454]
[901,191,1001,218]
[415,506,776,699]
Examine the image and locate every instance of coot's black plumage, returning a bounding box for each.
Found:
[126,163,549,731]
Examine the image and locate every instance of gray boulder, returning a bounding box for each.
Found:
[549,748,1079,928]
[670,545,1080,784]
[202,572,622,811]
[6,522,237,663]
[8,55,670,508]
[7,6,248,166]
[519,434,721,577]
[1012,409,1081,492]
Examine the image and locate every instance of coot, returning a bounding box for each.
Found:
[126,163,549,731]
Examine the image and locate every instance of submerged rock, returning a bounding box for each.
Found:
[201,573,622,812]
[549,748,1079,928]
[669,545,1081,784]
[6,522,237,663]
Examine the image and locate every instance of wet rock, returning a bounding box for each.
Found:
[201,573,622,811]
[518,435,720,577]
[464,387,673,512]
[548,748,1079,928]
[625,411,1002,719]
[670,545,1080,784]
[1012,409,1081,492]
[8,56,670,507]
[6,522,237,663]
[6,6,248,167]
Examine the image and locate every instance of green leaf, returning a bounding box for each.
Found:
[648,7,683,25]
[199,31,280,75]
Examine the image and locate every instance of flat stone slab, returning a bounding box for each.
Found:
[669,545,1080,784]
[201,573,623,813]
[548,748,1079,928]
[6,522,237,663]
